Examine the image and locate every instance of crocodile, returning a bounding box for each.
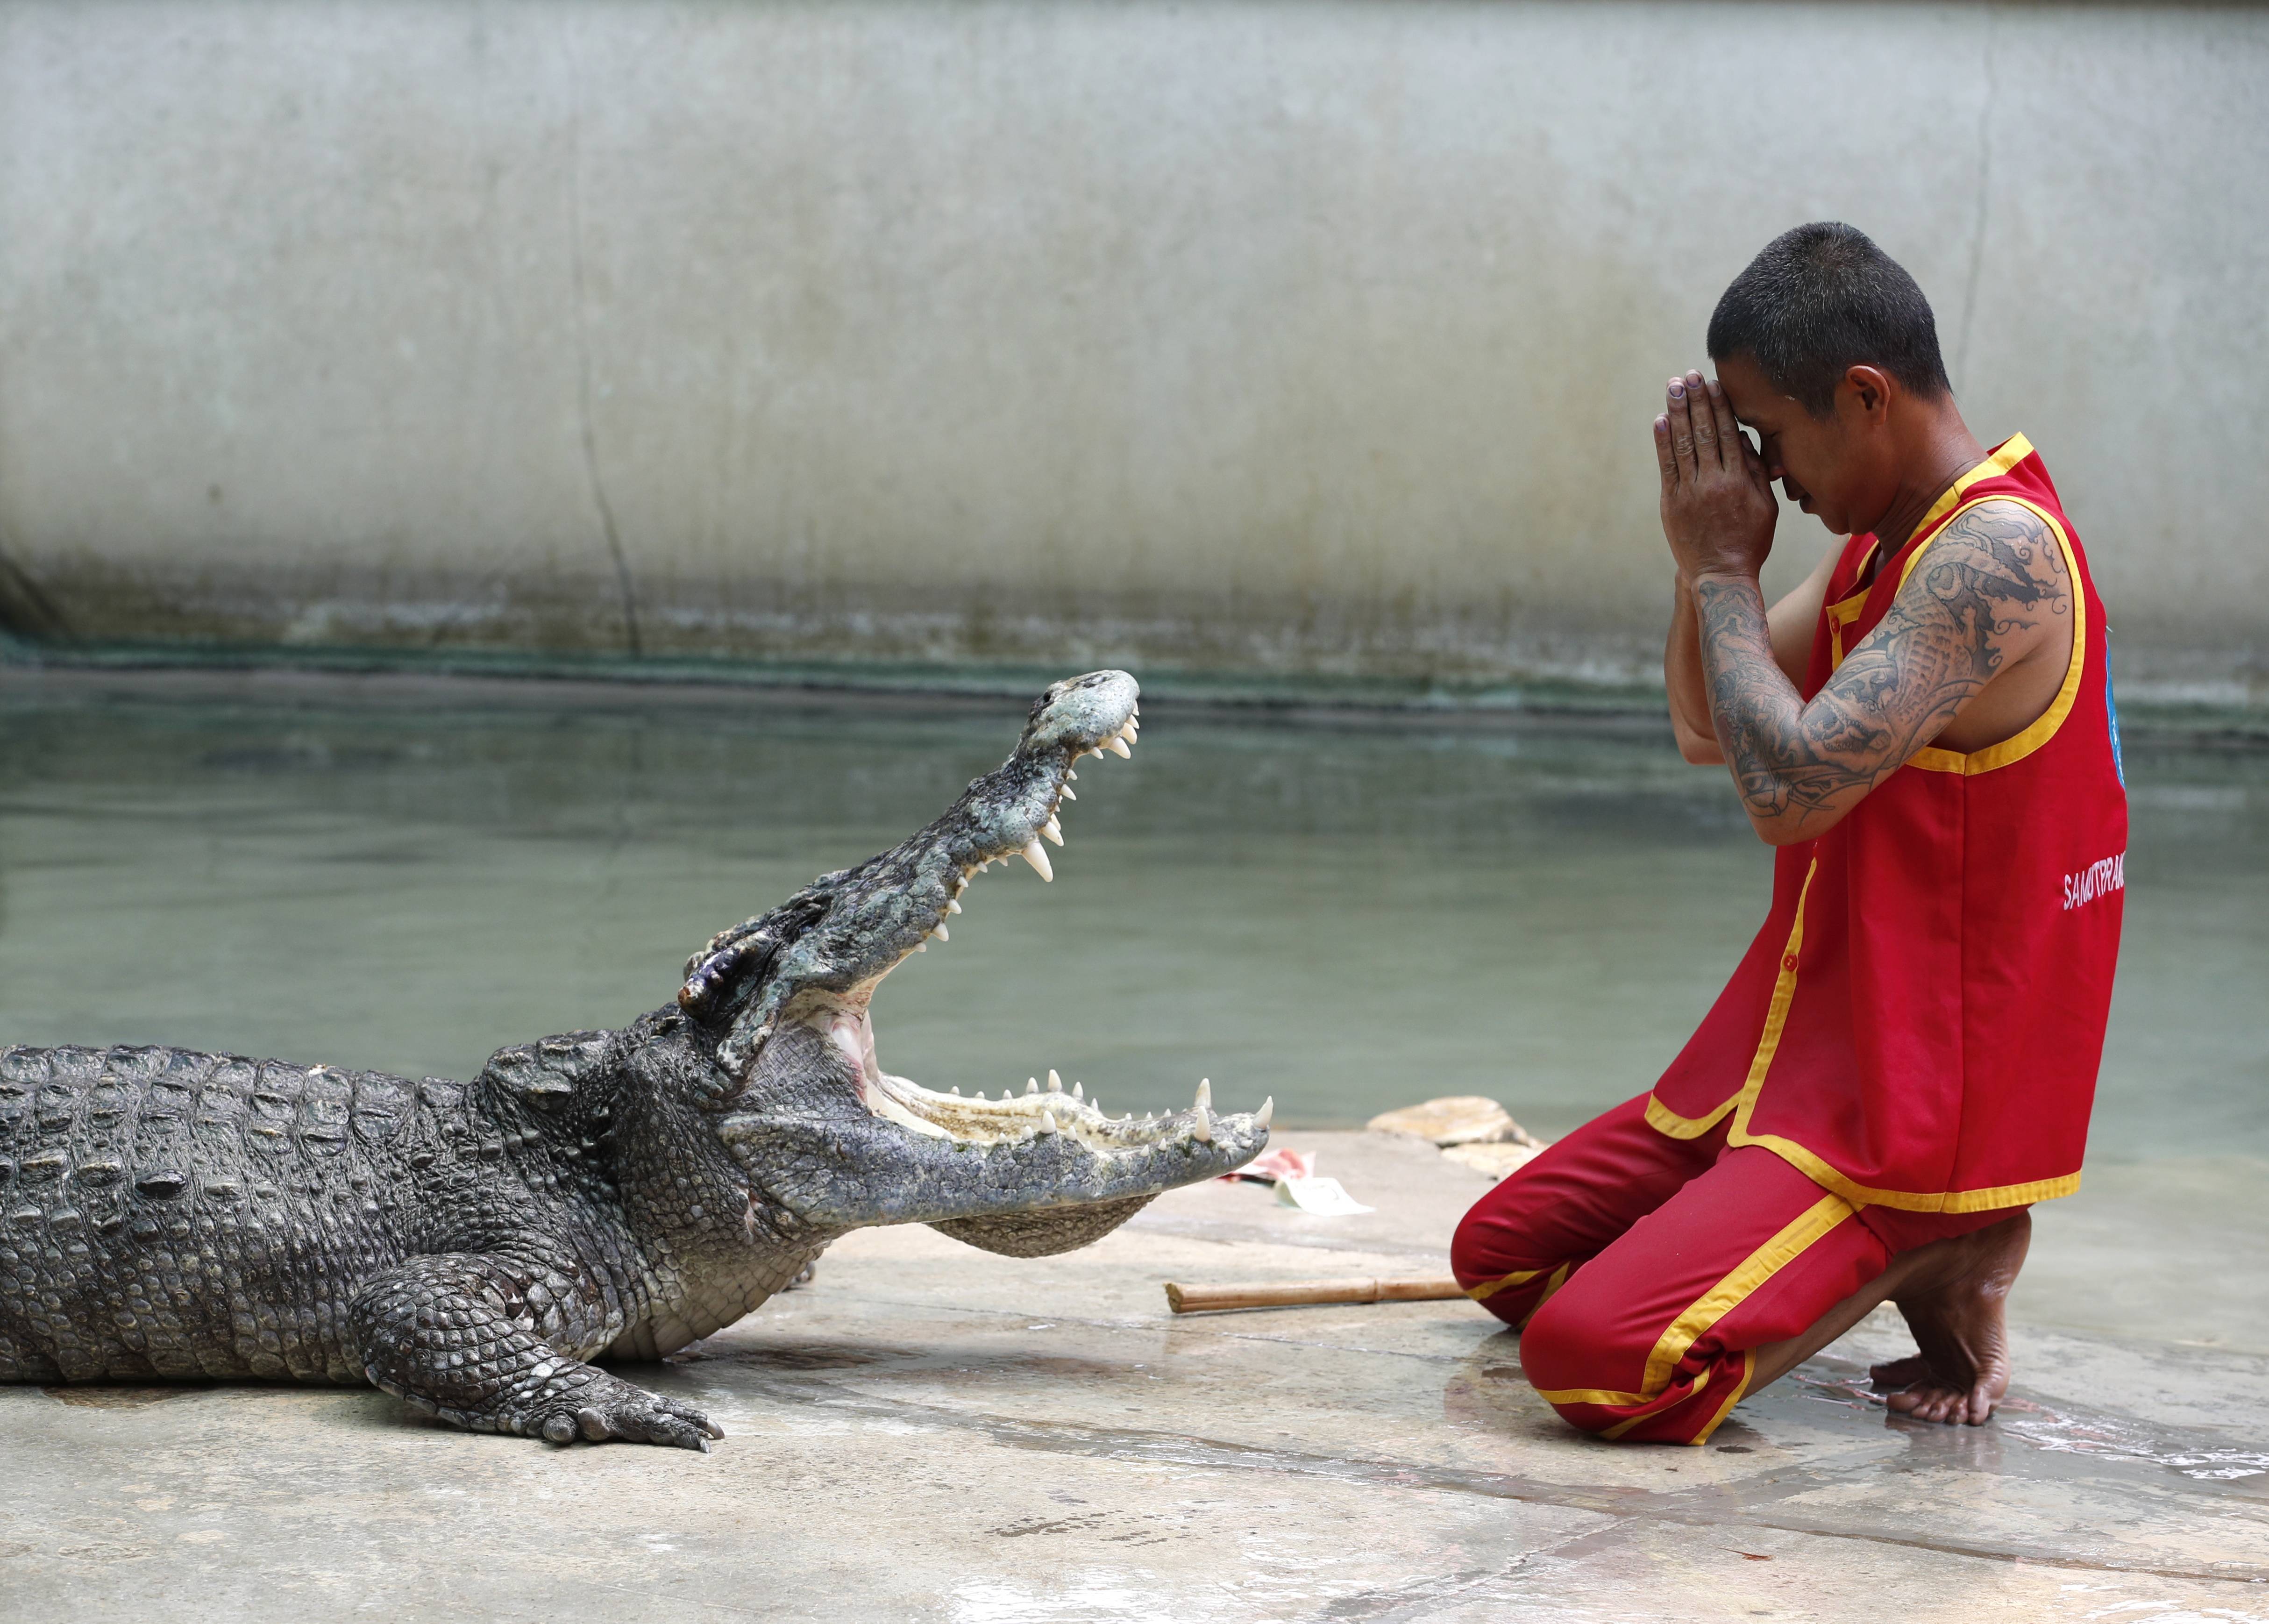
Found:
[0,670,1269,1448]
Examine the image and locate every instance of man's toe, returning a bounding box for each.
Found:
[1890,1385,1963,1423]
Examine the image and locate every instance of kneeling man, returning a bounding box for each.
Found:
[1453,222,2126,1442]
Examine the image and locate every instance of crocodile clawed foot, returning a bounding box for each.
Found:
[527,1373,724,1451]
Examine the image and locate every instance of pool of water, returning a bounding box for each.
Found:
[3,667,2264,1351]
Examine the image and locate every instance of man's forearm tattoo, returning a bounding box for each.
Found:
[1693,503,2069,837]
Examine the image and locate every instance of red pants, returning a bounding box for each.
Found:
[1450,1093,2015,1444]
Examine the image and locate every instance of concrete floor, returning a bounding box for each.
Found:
[4,1132,2264,1623]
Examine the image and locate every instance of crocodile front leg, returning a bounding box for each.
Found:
[348,1253,723,1451]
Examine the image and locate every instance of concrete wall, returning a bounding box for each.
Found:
[1,1,2263,699]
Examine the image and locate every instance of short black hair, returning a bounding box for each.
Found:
[1706,222,1952,418]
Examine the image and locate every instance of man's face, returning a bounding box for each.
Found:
[1713,352,1895,538]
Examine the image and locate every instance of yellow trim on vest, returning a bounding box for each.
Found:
[1645,850,2084,1213]
[1727,1128,2081,1211]
[1909,433,2035,543]
[1826,536,1884,672]
[1823,534,1886,673]
[1900,494,2086,776]
[1646,860,1819,1143]
[1826,434,2034,677]
[1639,1192,1853,1397]
[1693,1350,1757,1446]
[1644,1091,1737,1140]
[1825,587,1870,673]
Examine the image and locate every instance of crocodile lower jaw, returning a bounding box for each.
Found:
[803,999,1265,1155]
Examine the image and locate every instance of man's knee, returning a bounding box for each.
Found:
[1518,1282,1641,1401]
[1449,1200,1511,1287]
[1451,1193,1561,1327]
[1450,1155,1562,1283]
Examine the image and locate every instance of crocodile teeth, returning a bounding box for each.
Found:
[1042,816,1064,847]
[1026,1077,1039,1094]
[1071,1081,1083,1101]
[1021,840,1053,881]
[1038,1111,1059,1134]
[1066,769,1078,781]
[1046,1069,1062,1092]
[932,922,948,942]
[1106,737,1131,758]
[946,899,962,914]
[1191,1104,1212,1143]
[1059,786,1075,801]
[1256,1096,1273,1128]
[950,1087,960,1095]
[1195,1078,1211,1111]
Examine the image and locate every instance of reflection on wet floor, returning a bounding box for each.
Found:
[1,669,2265,1354]
[1785,1358,2269,1488]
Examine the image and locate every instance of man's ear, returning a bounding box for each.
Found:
[1840,364,1895,426]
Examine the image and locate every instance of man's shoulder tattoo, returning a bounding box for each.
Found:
[1901,499,2071,676]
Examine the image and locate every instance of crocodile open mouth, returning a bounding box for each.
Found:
[682,670,1270,1168]
[797,699,1270,1156]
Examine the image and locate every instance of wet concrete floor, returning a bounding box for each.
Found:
[4,1130,2264,1623]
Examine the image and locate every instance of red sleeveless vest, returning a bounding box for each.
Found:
[1648,434,2127,1211]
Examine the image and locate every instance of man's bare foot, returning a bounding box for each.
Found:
[1868,1212,2030,1425]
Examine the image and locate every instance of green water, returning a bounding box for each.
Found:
[3,669,2264,1348]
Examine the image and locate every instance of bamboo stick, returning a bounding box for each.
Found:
[1163,1275,1468,1314]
